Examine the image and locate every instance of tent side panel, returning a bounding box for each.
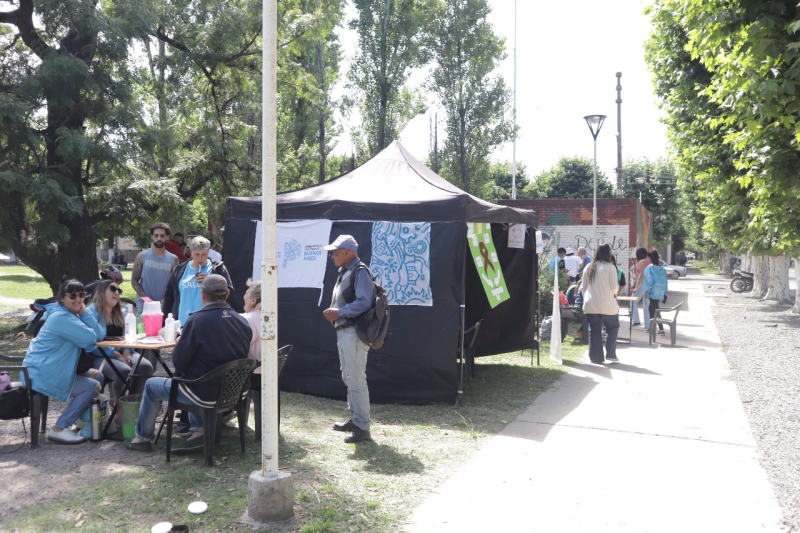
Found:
[466,225,537,356]
[275,221,463,404]
[223,218,258,312]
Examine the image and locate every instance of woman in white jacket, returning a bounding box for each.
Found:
[581,243,620,364]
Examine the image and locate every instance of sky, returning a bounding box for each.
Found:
[332,0,669,183]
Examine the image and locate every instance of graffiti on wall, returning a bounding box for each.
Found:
[539,224,636,296]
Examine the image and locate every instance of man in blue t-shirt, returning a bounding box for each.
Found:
[548,247,567,272]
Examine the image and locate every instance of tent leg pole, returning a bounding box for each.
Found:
[535,232,540,367]
[456,240,467,407]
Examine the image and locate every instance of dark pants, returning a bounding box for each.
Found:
[648,298,664,331]
[586,314,619,363]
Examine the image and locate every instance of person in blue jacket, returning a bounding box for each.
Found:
[644,250,669,336]
[22,279,106,444]
[85,279,154,403]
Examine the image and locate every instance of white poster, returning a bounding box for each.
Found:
[535,230,544,254]
[370,221,433,306]
[508,224,526,249]
[252,220,333,289]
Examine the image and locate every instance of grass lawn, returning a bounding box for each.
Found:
[690,260,721,275]
[0,317,587,532]
[0,264,135,303]
[0,265,51,300]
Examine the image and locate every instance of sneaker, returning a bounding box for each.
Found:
[658,330,666,336]
[606,356,620,363]
[47,428,86,445]
[171,436,204,454]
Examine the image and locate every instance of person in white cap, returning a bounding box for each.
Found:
[564,247,581,282]
[322,235,375,444]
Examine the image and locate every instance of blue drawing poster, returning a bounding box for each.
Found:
[370,222,433,306]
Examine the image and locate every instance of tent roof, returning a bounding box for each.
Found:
[226,141,536,225]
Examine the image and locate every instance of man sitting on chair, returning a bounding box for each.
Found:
[125,274,251,453]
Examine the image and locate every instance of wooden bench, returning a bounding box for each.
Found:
[649,303,682,346]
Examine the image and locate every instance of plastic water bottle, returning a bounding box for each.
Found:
[164,313,175,342]
[125,304,137,343]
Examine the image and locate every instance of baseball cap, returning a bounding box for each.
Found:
[565,247,575,255]
[323,235,358,251]
[201,274,229,297]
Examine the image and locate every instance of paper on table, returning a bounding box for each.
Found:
[138,337,163,344]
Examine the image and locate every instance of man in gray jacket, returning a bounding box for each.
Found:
[322,235,374,443]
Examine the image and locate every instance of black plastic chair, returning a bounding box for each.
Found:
[0,352,49,448]
[164,358,257,467]
[249,345,293,441]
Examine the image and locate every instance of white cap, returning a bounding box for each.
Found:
[565,247,575,255]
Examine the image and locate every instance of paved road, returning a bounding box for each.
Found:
[405,277,785,532]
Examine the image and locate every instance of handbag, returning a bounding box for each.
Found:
[0,386,30,420]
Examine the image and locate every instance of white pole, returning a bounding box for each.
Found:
[592,138,598,252]
[261,0,279,476]
[511,0,518,200]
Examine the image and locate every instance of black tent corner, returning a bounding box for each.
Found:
[224,141,538,404]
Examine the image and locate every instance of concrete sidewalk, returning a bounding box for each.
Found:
[405,279,785,532]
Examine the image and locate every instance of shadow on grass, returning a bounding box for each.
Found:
[348,440,425,475]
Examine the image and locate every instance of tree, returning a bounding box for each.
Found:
[487,160,528,200]
[277,0,345,189]
[621,158,682,247]
[348,0,430,160]
[426,0,514,195]
[646,0,800,305]
[523,156,614,199]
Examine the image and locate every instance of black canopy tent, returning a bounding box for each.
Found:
[224,141,537,404]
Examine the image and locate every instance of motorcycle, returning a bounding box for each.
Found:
[730,269,754,293]
[25,266,135,338]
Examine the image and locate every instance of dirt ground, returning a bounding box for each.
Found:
[0,306,174,523]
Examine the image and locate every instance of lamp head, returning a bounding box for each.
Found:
[635,177,647,185]
[583,115,607,140]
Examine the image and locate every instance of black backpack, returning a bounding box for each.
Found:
[342,264,391,349]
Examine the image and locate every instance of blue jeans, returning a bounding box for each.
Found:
[56,375,100,429]
[586,314,620,363]
[336,327,370,431]
[135,377,203,440]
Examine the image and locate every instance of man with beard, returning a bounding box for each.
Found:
[131,222,179,313]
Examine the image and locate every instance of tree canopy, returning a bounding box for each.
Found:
[523,156,614,200]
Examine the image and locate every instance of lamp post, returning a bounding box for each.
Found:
[583,114,606,252]
[635,176,647,203]
[492,185,501,202]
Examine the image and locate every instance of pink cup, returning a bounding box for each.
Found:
[142,314,163,337]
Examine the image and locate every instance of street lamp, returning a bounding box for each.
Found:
[492,185,502,202]
[583,114,606,252]
[635,176,647,202]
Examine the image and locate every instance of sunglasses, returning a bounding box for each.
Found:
[108,286,123,294]
[67,292,86,300]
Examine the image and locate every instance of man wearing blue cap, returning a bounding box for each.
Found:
[322,235,375,443]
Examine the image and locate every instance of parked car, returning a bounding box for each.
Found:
[661,261,686,279]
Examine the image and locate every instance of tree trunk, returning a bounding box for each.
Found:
[750,255,769,298]
[720,251,731,273]
[760,255,791,303]
[742,253,752,273]
[791,256,800,314]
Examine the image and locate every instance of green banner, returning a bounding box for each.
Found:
[467,223,510,308]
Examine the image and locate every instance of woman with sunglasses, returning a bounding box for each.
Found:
[22,279,106,444]
[85,280,154,403]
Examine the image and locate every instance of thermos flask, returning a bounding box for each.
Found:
[90,397,102,442]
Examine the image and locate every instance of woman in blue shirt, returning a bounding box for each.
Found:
[162,236,233,325]
[644,250,669,336]
[22,280,105,444]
